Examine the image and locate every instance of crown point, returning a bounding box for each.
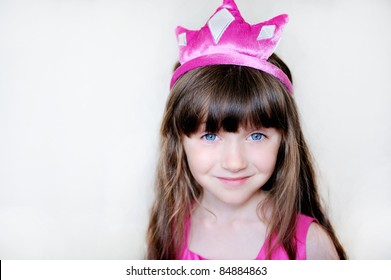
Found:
[223,0,239,10]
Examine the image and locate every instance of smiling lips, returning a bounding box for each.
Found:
[217,176,251,186]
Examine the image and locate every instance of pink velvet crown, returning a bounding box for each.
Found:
[170,0,292,93]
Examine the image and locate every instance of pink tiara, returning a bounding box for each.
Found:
[170,0,292,93]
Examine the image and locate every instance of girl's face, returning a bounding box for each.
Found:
[183,125,281,207]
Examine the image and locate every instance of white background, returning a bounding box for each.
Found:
[0,0,390,259]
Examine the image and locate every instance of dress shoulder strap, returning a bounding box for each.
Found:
[256,214,316,260]
[295,214,316,259]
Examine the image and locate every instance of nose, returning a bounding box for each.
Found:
[221,140,248,173]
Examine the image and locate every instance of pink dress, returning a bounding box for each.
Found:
[180,214,315,260]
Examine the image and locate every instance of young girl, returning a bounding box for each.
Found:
[147,0,346,260]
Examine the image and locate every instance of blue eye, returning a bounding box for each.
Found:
[202,133,218,141]
[250,132,265,141]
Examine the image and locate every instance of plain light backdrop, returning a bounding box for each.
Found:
[0,0,390,259]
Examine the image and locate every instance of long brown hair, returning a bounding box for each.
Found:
[147,54,347,259]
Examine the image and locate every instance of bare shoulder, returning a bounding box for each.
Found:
[306,222,339,260]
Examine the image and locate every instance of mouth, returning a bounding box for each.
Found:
[217,176,251,187]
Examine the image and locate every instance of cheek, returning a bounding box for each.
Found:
[184,144,215,175]
[250,146,280,173]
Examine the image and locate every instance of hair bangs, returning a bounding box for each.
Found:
[176,65,289,136]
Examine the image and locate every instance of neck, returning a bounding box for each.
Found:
[195,190,267,225]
